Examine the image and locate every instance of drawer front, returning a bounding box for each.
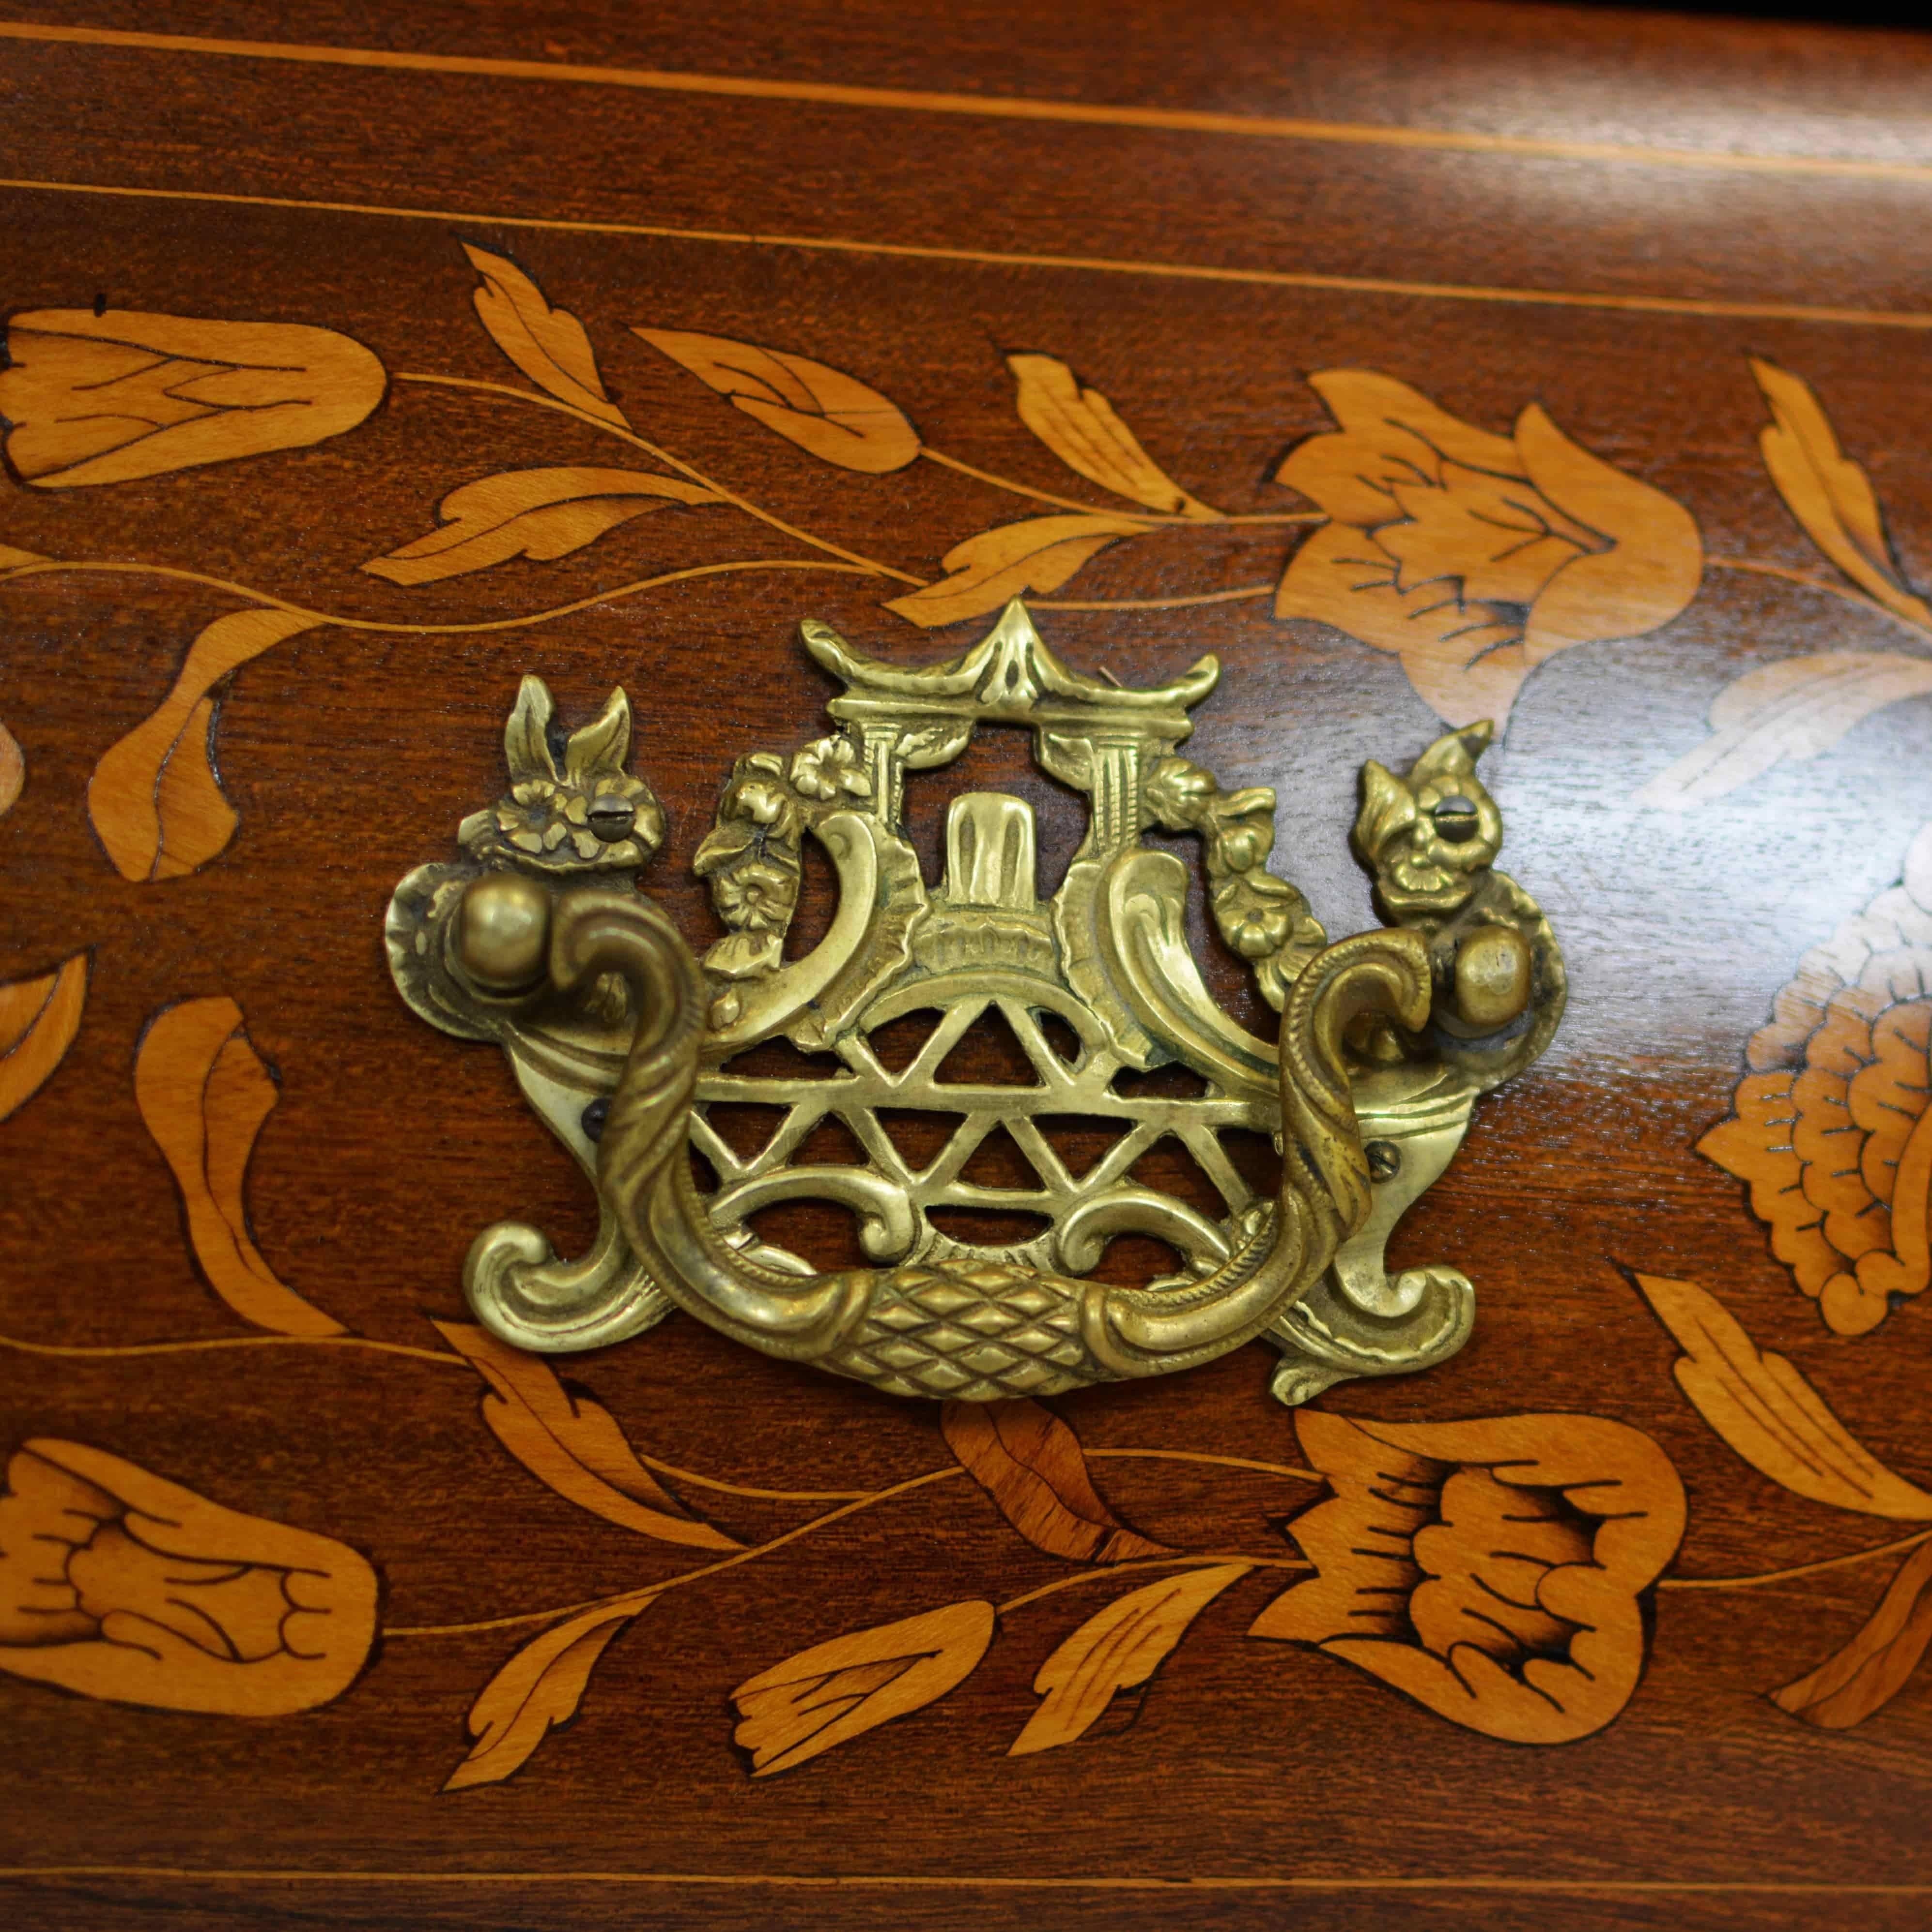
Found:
[3,8,1931,1928]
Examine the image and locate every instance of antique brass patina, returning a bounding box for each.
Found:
[387,602,1563,1403]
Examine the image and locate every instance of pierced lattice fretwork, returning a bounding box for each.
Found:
[693,983,1277,1279]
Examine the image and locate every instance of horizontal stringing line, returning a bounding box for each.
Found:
[3,175,1930,331]
[3,22,1931,185]
[1,1868,1930,1893]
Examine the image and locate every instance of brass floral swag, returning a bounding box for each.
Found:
[385,601,1565,1405]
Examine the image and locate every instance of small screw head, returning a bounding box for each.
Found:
[1430,797,1481,845]
[1366,1139,1402,1181]
[587,795,637,842]
[581,1097,610,1144]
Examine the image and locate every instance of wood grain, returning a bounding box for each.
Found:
[6,3,1932,1927]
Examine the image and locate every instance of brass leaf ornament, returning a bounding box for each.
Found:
[387,601,1563,1403]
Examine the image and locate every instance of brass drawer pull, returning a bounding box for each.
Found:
[388,602,1563,1403]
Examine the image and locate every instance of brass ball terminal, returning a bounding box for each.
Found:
[1453,924,1532,1031]
[457,872,553,994]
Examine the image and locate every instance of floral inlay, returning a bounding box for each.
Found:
[5,241,1932,1805]
[1273,371,1703,726]
[0,309,384,488]
[1249,1410,1685,1743]
[1700,822,1932,1335]
[0,1437,376,1716]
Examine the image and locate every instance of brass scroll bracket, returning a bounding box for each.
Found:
[386,602,1564,1405]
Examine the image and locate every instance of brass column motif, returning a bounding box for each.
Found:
[386,602,1563,1403]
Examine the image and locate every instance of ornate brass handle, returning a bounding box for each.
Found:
[545,889,1429,1395]
[387,602,1564,1403]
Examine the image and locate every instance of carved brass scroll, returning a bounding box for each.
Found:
[387,601,1564,1404]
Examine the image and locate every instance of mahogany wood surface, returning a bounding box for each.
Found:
[5,4,1932,1926]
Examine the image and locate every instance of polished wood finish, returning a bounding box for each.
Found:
[6,4,1932,1927]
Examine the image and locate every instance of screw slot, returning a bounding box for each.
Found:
[587,795,637,841]
[1431,797,1481,845]
[1366,1140,1402,1181]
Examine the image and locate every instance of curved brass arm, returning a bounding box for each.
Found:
[547,889,1430,1401]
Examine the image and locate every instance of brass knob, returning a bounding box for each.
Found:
[457,873,552,993]
[1453,925,1532,1030]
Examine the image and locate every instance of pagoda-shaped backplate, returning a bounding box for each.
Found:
[683,600,1311,1290]
[386,601,1565,1404]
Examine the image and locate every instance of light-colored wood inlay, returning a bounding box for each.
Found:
[1009,1562,1251,1756]
[7,176,1932,332]
[132,996,346,1338]
[0,954,86,1126]
[0,1437,376,1716]
[3,21,1931,184]
[434,1321,741,1552]
[0,716,21,818]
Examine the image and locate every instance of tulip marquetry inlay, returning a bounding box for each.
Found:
[5,7,1932,1928]
[8,263,1929,886]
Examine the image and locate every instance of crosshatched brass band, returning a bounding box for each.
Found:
[386,601,1564,1400]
